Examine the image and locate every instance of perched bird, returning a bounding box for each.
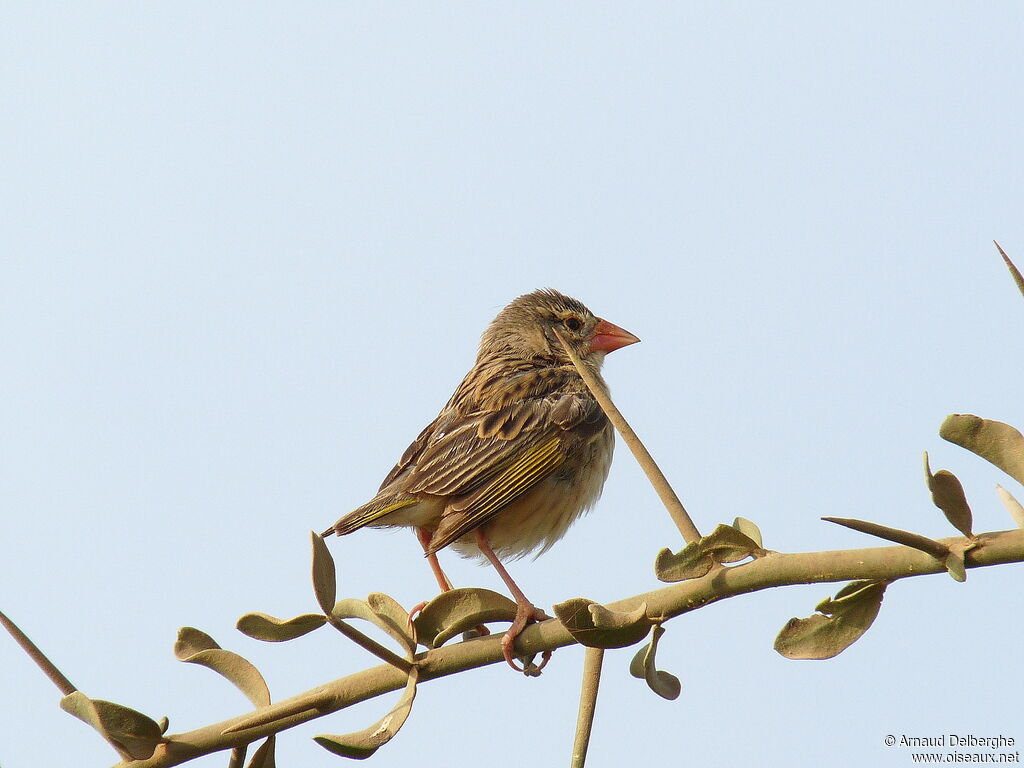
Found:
[322,289,639,670]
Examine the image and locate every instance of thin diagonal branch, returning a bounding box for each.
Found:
[554,328,701,544]
[570,647,604,768]
[111,528,1024,768]
[325,616,413,673]
[0,608,76,695]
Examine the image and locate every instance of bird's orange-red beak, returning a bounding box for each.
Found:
[589,318,640,353]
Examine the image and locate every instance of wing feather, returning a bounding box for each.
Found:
[371,364,606,553]
[427,435,565,551]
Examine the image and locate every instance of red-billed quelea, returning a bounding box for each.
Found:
[322,289,639,670]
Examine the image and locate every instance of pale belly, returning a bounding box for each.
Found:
[450,429,613,561]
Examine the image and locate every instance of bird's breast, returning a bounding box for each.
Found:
[451,424,614,562]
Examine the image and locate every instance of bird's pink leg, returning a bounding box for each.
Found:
[410,529,491,638]
[474,529,551,672]
[416,527,454,592]
[409,527,453,622]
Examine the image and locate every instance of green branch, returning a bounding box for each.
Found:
[111,527,1024,768]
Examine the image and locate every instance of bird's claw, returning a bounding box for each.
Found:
[462,624,492,640]
[520,649,553,676]
[500,602,553,674]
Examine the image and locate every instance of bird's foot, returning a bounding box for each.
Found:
[462,624,492,640]
[501,602,553,674]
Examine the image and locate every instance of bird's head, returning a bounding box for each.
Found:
[480,288,639,369]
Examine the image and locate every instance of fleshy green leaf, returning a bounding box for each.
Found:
[815,579,884,612]
[940,415,1024,486]
[653,545,714,581]
[368,593,417,655]
[553,598,652,649]
[942,539,977,583]
[315,666,418,759]
[412,588,517,649]
[923,453,974,537]
[628,625,680,700]
[173,626,220,656]
[700,523,761,562]
[246,736,276,768]
[944,552,966,582]
[589,602,647,631]
[655,524,761,582]
[174,627,270,707]
[732,517,763,549]
[332,594,415,655]
[774,580,887,660]
[60,691,164,760]
[997,484,1024,529]
[311,531,338,614]
[237,613,327,642]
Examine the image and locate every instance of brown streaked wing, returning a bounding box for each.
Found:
[376,411,459,491]
[427,434,567,552]
[422,391,605,551]
[407,400,557,497]
[376,363,568,493]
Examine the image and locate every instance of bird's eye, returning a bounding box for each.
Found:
[563,316,583,332]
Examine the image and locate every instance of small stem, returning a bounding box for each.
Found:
[326,616,414,673]
[226,746,245,768]
[555,328,701,544]
[0,608,76,695]
[570,647,604,768]
[821,517,951,559]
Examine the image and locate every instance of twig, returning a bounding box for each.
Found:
[0,608,76,695]
[821,517,951,559]
[326,616,413,673]
[554,327,701,543]
[570,647,604,768]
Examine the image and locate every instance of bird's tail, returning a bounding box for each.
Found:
[321,497,419,538]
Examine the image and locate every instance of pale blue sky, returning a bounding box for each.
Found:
[2,4,1022,767]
